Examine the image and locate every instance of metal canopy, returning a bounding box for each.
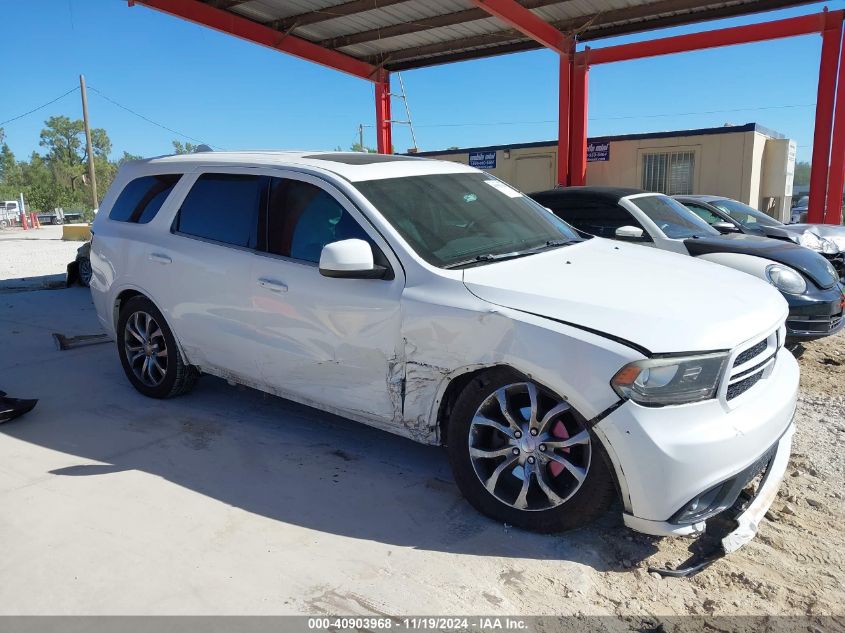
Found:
[205,0,814,71]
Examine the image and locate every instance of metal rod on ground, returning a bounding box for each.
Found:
[79,74,98,211]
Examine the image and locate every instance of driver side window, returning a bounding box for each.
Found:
[265,178,373,263]
[685,203,722,225]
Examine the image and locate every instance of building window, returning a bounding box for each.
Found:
[641,151,695,195]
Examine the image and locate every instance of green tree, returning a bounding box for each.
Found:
[794,161,810,187]
[38,115,111,197]
[0,137,18,185]
[118,151,143,167]
[350,141,376,153]
[172,140,198,154]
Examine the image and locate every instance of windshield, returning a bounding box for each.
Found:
[711,198,783,227]
[631,195,719,239]
[353,173,581,268]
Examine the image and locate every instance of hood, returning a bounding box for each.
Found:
[462,238,787,355]
[683,233,838,289]
[789,224,845,251]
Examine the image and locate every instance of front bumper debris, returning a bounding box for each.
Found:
[0,390,38,424]
[649,422,794,577]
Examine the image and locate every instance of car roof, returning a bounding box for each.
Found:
[129,150,478,182]
[674,194,725,203]
[530,186,650,203]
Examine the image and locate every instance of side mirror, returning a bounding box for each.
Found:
[712,221,739,234]
[319,239,387,279]
[615,225,646,241]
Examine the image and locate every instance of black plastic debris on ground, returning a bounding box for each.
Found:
[0,390,38,424]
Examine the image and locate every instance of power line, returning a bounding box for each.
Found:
[0,87,79,127]
[413,102,817,129]
[87,86,222,149]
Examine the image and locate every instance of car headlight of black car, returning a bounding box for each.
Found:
[765,264,807,295]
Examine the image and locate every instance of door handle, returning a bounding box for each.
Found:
[148,253,172,265]
[257,278,288,293]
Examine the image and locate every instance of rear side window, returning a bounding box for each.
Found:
[109,174,181,223]
[175,173,266,249]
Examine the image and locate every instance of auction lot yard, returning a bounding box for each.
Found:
[0,228,843,622]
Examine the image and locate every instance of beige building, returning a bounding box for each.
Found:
[415,123,797,222]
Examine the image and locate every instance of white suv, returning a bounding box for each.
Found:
[90,151,798,550]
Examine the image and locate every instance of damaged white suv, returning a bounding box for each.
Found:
[90,152,798,555]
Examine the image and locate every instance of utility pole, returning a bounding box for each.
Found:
[79,74,98,210]
[358,124,364,151]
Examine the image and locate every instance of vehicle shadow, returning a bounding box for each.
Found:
[1,343,659,571]
[0,273,67,293]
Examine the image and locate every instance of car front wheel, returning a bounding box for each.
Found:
[117,296,197,399]
[447,368,616,532]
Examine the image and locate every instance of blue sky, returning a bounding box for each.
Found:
[2,0,843,162]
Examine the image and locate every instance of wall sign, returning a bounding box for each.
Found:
[469,151,497,169]
[587,142,610,162]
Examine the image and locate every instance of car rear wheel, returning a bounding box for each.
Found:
[78,256,92,287]
[447,368,616,532]
[117,296,197,399]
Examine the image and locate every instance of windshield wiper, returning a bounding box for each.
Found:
[444,239,579,269]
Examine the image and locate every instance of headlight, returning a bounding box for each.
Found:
[766,264,807,294]
[829,235,845,252]
[611,352,729,406]
[798,231,824,251]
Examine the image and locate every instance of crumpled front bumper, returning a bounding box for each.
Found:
[719,421,793,553]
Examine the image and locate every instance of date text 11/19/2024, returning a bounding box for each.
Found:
[307,617,528,630]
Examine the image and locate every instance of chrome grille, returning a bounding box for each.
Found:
[727,371,764,400]
[734,339,767,367]
[724,326,783,403]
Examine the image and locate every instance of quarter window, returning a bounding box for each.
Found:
[109,174,181,223]
[175,173,266,248]
[265,178,371,263]
[642,151,695,195]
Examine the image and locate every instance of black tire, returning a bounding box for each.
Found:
[117,296,198,399]
[77,256,92,287]
[446,367,616,533]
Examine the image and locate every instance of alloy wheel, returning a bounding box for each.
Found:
[123,311,169,387]
[468,382,591,511]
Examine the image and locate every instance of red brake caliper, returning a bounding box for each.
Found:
[548,420,571,477]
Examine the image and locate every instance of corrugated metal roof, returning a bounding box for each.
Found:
[209,0,814,70]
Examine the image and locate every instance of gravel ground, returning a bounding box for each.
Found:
[0,245,842,625]
[0,225,82,291]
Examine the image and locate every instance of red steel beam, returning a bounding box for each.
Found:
[568,55,589,187]
[825,29,845,225]
[470,0,568,54]
[810,11,844,224]
[557,53,572,186]
[583,12,830,65]
[375,75,392,154]
[130,0,380,81]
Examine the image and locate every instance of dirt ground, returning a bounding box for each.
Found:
[0,231,843,625]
